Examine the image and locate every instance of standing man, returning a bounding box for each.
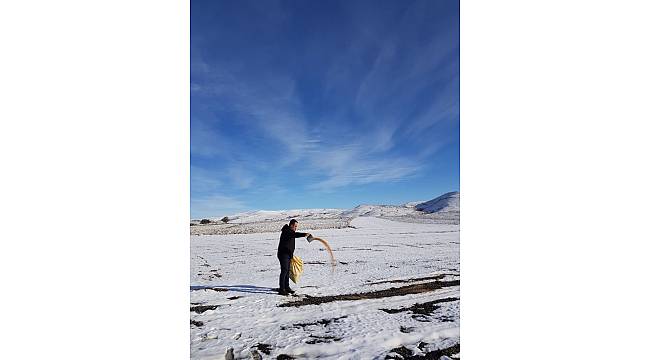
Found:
[277,219,311,296]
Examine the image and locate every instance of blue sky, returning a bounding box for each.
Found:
[191,0,459,219]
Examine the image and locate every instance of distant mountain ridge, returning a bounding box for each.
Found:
[192,192,460,222]
[191,192,460,234]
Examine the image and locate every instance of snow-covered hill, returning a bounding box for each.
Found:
[227,209,346,224]
[191,192,460,235]
[341,204,419,218]
[415,191,460,213]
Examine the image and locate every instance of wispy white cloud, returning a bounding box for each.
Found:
[193,60,319,164]
[191,60,428,191]
[405,86,459,138]
[190,0,459,215]
[190,162,254,218]
[192,162,257,195]
[191,0,458,193]
[190,194,246,219]
[227,166,254,189]
[190,119,232,158]
[190,165,222,193]
[349,0,458,147]
[305,143,421,191]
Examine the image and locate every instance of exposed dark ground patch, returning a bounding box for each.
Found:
[279,280,459,307]
[385,343,459,360]
[253,343,272,355]
[276,355,295,360]
[379,297,459,320]
[379,298,460,315]
[438,315,455,322]
[197,271,222,281]
[190,302,203,305]
[281,315,348,330]
[387,346,413,359]
[196,256,211,268]
[190,319,204,327]
[305,334,342,344]
[250,349,262,360]
[190,305,218,314]
[227,296,242,300]
[190,286,229,292]
[400,326,416,333]
[366,274,454,285]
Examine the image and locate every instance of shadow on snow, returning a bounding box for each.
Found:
[190,284,278,294]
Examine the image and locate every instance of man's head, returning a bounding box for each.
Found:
[289,219,298,231]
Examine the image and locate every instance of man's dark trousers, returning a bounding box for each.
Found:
[277,252,292,291]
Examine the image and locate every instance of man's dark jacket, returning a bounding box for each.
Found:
[278,224,307,256]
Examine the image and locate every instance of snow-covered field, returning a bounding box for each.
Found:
[190,212,460,359]
[190,209,351,236]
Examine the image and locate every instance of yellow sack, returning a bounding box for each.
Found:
[289,255,304,283]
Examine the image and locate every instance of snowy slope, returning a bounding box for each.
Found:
[415,192,460,213]
[191,209,350,236]
[341,204,420,218]
[191,192,460,235]
[227,209,347,224]
[190,217,460,359]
